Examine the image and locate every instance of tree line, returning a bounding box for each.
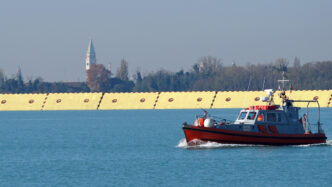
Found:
[1,57,332,93]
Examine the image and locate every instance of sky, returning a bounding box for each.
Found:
[0,0,331,82]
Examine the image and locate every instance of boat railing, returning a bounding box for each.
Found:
[307,122,324,134]
[291,100,323,134]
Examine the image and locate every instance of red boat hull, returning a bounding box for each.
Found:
[183,125,327,145]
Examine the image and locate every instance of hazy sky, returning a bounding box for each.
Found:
[1,0,331,81]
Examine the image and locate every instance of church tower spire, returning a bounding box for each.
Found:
[86,39,97,70]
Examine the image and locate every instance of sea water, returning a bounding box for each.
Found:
[0,108,331,186]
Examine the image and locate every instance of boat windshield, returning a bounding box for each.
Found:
[247,112,257,120]
[238,112,247,120]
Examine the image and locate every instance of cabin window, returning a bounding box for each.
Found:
[247,112,257,120]
[277,113,286,123]
[238,112,247,120]
[267,113,277,122]
[277,113,281,122]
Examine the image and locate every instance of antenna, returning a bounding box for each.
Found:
[277,71,289,91]
[262,76,266,91]
[242,76,252,108]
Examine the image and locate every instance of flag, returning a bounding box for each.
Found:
[290,84,294,93]
[299,117,303,125]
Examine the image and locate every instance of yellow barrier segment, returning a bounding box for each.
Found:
[42,93,102,110]
[212,91,268,109]
[99,92,159,110]
[155,91,216,109]
[212,90,331,108]
[0,90,331,111]
[287,90,331,108]
[0,94,47,111]
[328,92,332,107]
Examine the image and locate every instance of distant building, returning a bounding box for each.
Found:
[85,39,111,85]
[85,39,97,70]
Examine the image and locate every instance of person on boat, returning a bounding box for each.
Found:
[257,114,264,121]
[286,100,293,108]
[194,110,208,127]
[203,110,208,119]
[279,90,286,100]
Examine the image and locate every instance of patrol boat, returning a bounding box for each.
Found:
[182,88,327,146]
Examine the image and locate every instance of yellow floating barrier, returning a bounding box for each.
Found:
[154,91,216,109]
[0,93,47,111]
[328,92,332,107]
[212,91,268,109]
[0,90,331,111]
[288,90,331,108]
[99,92,159,110]
[42,93,102,110]
[212,90,331,108]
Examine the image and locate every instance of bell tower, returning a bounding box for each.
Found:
[86,39,97,70]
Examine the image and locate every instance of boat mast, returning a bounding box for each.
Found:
[278,71,289,91]
[277,71,291,106]
[262,76,266,91]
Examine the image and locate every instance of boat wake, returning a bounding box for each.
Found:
[293,139,332,147]
[176,138,261,149]
[176,139,332,149]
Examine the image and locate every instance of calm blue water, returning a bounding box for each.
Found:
[0,108,331,186]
